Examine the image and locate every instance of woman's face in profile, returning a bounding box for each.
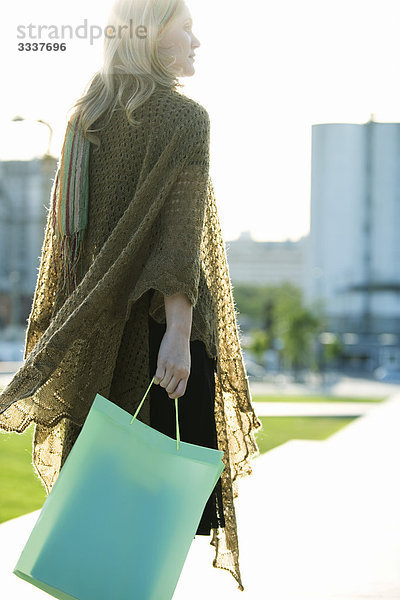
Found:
[158,4,200,77]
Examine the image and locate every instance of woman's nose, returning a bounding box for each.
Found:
[192,34,200,49]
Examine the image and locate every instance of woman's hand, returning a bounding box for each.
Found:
[154,327,191,399]
[153,292,193,399]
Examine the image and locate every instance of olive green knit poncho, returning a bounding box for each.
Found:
[0,84,262,591]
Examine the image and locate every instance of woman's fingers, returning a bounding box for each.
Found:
[154,372,185,399]
[162,375,188,399]
[155,368,172,389]
[165,375,186,397]
[153,329,191,399]
[171,379,187,399]
[153,366,165,385]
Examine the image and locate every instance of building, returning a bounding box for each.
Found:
[226,230,307,289]
[305,117,400,371]
[0,156,57,329]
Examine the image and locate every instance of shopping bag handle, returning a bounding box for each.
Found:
[129,377,181,451]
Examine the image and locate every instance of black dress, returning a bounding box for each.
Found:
[148,313,225,536]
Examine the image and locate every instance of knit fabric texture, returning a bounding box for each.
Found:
[0,83,262,591]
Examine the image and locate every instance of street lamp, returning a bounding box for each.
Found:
[6,116,57,334]
[11,115,54,158]
[11,114,56,229]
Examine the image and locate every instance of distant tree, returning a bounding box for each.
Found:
[232,285,275,327]
[248,329,270,364]
[282,309,320,380]
[262,298,274,333]
[323,337,345,365]
[232,282,324,378]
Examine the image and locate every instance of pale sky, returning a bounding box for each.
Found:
[1,0,400,241]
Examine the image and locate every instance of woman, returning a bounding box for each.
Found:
[0,0,262,591]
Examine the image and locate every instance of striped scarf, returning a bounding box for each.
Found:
[51,112,90,295]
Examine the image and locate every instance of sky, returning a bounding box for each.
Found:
[1,0,400,242]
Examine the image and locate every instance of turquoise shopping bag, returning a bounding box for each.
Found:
[13,377,225,600]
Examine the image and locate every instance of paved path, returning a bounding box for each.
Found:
[250,374,400,398]
[174,393,400,599]
[0,362,23,390]
[254,400,380,416]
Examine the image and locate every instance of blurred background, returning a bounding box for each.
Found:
[2,0,400,383]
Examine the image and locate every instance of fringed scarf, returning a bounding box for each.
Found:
[51,112,90,295]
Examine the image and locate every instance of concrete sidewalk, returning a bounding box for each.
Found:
[1,394,400,598]
[254,400,380,416]
[250,374,400,398]
[175,393,400,599]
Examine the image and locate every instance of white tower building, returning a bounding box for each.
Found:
[305,118,400,371]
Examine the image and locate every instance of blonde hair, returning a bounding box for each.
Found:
[68,0,186,148]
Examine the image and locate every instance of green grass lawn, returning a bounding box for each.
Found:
[254,415,357,455]
[0,424,47,524]
[0,393,379,525]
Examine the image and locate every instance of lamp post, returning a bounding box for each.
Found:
[7,116,56,334]
[36,119,54,158]
[11,115,54,158]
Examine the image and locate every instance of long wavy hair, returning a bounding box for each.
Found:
[68,0,186,148]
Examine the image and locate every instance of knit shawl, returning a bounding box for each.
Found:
[0,85,262,591]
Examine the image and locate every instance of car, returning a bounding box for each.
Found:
[373,366,400,383]
[242,355,268,381]
[0,340,25,362]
